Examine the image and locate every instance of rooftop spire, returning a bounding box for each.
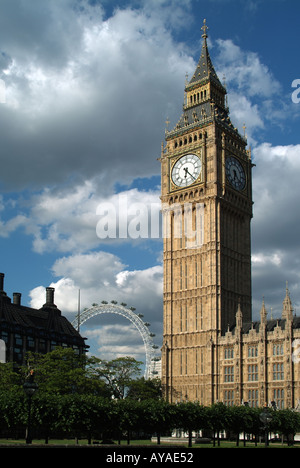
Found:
[260,297,267,324]
[187,19,223,88]
[236,300,243,329]
[201,18,208,40]
[282,282,293,321]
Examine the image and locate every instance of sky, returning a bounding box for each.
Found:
[0,0,300,370]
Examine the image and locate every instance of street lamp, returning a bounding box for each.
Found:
[23,370,38,444]
[259,406,273,447]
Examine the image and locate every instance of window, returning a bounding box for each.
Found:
[38,338,46,353]
[248,346,258,357]
[248,389,259,407]
[0,331,8,344]
[248,364,258,381]
[180,351,183,375]
[224,348,234,359]
[273,389,284,409]
[273,363,284,380]
[14,334,23,346]
[273,344,284,356]
[27,336,35,351]
[50,340,57,351]
[224,390,234,406]
[13,334,23,363]
[224,366,234,382]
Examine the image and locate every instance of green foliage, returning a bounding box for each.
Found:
[126,377,162,400]
[24,348,109,397]
[1,349,300,445]
[0,362,23,391]
[92,356,143,399]
[0,387,300,444]
[271,408,300,441]
[0,388,26,433]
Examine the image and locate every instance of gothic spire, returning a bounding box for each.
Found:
[282,282,293,321]
[187,19,224,89]
[235,300,243,329]
[260,297,267,324]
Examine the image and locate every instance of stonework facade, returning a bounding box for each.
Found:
[160,21,300,408]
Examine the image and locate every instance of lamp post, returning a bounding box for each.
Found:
[259,406,273,447]
[23,370,38,444]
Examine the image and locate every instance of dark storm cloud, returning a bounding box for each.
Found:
[0,1,192,191]
[251,143,300,319]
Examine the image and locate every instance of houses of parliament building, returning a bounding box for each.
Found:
[160,20,300,409]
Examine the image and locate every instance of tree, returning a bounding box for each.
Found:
[140,399,177,444]
[61,394,111,444]
[246,407,262,446]
[33,393,62,443]
[175,402,208,447]
[271,409,300,445]
[226,405,254,446]
[24,347,110,396]
[93,356,143,399]
[114,399,142,444]
[126,377,162,400]
[0,388,26,438]
[208,403,228,446]
[0,362,23,391]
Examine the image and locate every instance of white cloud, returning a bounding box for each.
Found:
[1,0,299,358]
[252,142,300,234]
[251,142,300,318]
[0,213,28,238]
[226,92,264,136]
[29,250,163,361]
[252,252,282,267]
[0,2,192,191]
[0,181,161,254]
[29,250,163,321]
[216,39,281,98]
[85,324,146,361]
[214,38,286,141]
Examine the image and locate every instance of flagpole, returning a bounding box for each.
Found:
[77,289,80,332]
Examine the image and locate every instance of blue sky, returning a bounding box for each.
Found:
[0,0,300,366]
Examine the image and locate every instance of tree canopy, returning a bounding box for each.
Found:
[1,348,300,446]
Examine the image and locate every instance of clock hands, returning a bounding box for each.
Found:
[183,167,196,180]
[232,169,240,181]
[171,154,202,187]
[225,156,246,191]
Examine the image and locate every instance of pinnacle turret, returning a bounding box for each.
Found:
[187,19,224,90]
[282,282,293,321]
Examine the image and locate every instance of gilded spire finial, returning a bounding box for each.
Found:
[201,19,208,39]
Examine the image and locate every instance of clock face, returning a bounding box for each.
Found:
[171,154,202,187]
[225,156,246,191]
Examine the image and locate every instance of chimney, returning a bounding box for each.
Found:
[13,292,22,306]
[46,287,55,306]
[0,273,7,297]
[0,273,4,292]
[41,286,61,316]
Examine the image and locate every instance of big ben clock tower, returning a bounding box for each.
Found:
[161,20,253,404]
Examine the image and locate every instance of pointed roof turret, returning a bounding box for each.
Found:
[165,19,238,140]
[235,300,243,329]
[282,282,293,321]
[260,297,267,324]
[187,19,224,89]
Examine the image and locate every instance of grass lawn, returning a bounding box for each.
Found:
[0,438,297,448]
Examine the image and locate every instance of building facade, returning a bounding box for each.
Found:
[160,20,300,408]
[0,272,88,365]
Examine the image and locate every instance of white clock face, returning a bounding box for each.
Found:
[225,156,246,191]
[171,154,202,187]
